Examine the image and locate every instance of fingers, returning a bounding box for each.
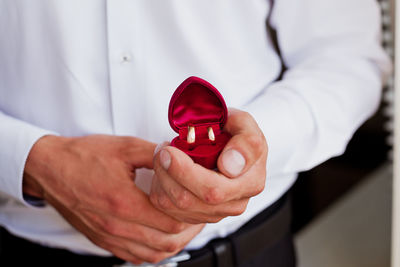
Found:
[150,174,221,223]
[119,137,157,169]
[112,237,172,264]
[228,158,266,199]
[47,194,144,264]
[93,216,204,264]
[51,190,202,265]
[155,144,266,204]
[150,171,249,223]
[130,190,187,234]
[98,184,188,234]
[154,146,242,204]
[82,209,190,253]
[218,108,267,178]
[93,231,172,264]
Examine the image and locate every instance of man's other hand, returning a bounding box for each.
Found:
[150,108,267,224]
[23,135,204,264]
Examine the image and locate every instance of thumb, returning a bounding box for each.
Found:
[217,109,267,178]
[153,141,170,169]
[219,148,246,177]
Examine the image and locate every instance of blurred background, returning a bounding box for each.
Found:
[292,1,394,266]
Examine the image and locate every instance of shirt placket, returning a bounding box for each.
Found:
[106,0,146,136]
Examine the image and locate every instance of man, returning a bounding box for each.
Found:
[0,0,390,266]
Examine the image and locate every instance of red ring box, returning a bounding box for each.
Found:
[169,76,232,169]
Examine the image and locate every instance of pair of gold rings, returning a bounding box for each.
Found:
[187,126,215,144]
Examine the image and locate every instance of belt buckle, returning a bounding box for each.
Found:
[209,239,234,267]
[113,251,191,267]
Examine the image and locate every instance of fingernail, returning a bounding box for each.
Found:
[160,149,171,170]
[154,143,163,156]
[222,149,245,177]
[154,142,169,156]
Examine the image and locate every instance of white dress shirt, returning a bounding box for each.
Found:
[0,0,390,256]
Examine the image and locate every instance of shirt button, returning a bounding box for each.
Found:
[121,53,132,63]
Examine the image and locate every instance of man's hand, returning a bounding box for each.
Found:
[23,135,204,264]
[150,108,267,224]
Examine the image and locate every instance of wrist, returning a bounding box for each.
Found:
[23,135,69,199]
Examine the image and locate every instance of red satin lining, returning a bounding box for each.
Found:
[170,83,224,130]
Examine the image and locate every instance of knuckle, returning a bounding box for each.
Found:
[158,193,173,210]
[168,221,186,234]
[237,111,252,121]
[172,155,193,182]
[256,183,265,195]
[231,203,248,216]
[208,216,223,223]
[175,161,188,181]
[163,240,180,253]
[174,189,191,209]
[252,180,266,196]
[246,134,265,156]
[106,195,127,217]
[135,226,149,242]
[203,187,224,205]
[86,213,119,236]
[101,220,120,236]
[150,192,159,207]
[229,209,242,217]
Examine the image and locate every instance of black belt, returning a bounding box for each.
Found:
[178,192,292,267]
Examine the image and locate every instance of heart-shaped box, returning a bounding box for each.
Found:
[169,76,231,169]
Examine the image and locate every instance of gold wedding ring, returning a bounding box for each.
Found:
[187,126,195,144]
[187,126,215,143]
[208,127,215,141]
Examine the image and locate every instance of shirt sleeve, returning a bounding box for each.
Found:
[0,111,57,206]
[242,0,392,177]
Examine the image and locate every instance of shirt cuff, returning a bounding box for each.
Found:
[23,194,46,207]
[241,83,317,177]
[0,112,57,207]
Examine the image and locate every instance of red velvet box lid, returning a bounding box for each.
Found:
[168,76,228,133]
[169,76,231,169]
